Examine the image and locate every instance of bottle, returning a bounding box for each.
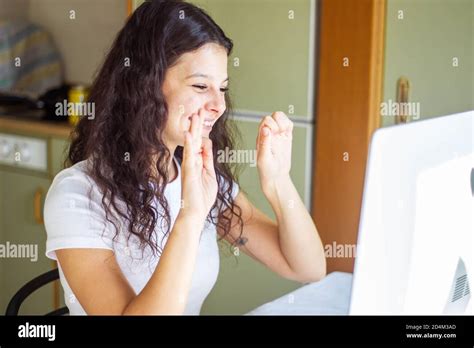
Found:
[68,85,89,126]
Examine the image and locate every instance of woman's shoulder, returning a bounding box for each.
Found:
[54,159,91,177]
[43,158,115,260]
[46,158,103,208]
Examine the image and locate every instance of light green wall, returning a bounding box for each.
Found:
[132,0,145,10]
[382,0,473,127]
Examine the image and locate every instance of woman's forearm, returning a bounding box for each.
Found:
[122,213,204,315]
[264,175,326,282]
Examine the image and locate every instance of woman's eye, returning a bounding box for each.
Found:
[192,85,229,93]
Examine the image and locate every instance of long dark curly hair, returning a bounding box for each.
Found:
[67,0,244,256]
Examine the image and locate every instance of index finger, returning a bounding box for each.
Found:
[190,111,203,154]
[196,109,204,143]
[183,131,195,171]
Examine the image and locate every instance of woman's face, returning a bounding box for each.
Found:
[162,43,229,150]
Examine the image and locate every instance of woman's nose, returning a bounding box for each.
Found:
[206,89,226,115]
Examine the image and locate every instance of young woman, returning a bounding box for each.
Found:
[44,0,326,315]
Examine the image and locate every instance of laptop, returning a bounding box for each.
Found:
[349,111,473,315]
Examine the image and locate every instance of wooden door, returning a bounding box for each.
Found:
[311,0,386,273]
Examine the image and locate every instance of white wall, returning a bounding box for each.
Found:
[0,0,29,19]
[26,0,128,84]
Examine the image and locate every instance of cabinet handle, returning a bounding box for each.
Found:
[34,187,44,224]
[395,76,410,124]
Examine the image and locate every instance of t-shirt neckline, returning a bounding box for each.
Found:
[168,156,181,185]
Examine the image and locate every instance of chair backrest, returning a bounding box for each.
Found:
[5,268,69,316]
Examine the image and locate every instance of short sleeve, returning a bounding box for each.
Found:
[44,166,115,261]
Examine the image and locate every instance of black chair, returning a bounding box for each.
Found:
[5,268,69,316]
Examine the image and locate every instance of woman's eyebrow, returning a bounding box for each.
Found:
[185,73,229,83]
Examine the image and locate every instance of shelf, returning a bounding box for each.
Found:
[0,116,73,139]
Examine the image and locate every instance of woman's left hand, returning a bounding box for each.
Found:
[256,111,293,196]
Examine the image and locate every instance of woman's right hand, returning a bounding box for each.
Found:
[180,109,218,223]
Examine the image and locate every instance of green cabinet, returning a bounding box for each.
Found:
[0,171,3,311]
[50,138,70,177]
[0,171,53,314]
[0,133,68,314]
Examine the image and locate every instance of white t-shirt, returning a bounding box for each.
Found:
[44,156,239,315]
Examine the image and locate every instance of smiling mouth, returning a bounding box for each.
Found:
[187,115,214,129]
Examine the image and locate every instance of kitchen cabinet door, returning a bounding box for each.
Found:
[201,118,313,314]
[0,170,55,314]
[50,137,69,177]
[0,170,3,311]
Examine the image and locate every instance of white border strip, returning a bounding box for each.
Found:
[233,108,310,122]
[304,124,313,210]
[307,0,316,122]
[232,110,313,125]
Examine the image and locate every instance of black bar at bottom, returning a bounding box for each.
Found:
[0,315,473,346]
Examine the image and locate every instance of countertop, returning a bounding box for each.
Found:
[0,115,73,139]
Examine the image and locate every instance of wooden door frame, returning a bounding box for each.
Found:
[311,0,386,273]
